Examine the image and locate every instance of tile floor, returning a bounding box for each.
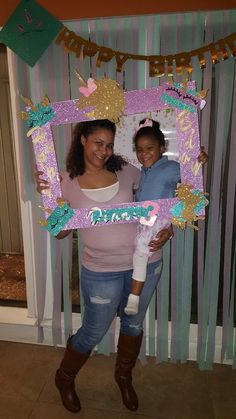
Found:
[0,340,235,419]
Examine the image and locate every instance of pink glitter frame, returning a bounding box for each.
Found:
[29,81,206,229]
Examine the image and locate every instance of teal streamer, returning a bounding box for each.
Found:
[97,331,111,356]
[66,21,80,100]
[47,35,70,344]
[232,249,236,368]
[226,238,236,361]
[199,53,234,368]
[17,61,33,202]
[225,294,234,360]
[122,17,133,90]
[199,204,213,369]
[220,58,235,362]
[148,292,156,356]
[62,237,73,342]
[49,236,57,343]
[80,20,93,80]
[205,222,222,368]
[181,228,194,362]
[77,230,84,318]
[156,242,170,363]
[155,12,175,362]
[176,229,186,361]
[104,17,118,82]
[176,12,202,365]
[137,15,147,90]
[151,15,161,88]
[51,237,63,345]
[206,59,235,368]
[172,229,185,361]
[95,19,106,80]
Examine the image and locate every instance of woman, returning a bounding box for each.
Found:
[35,119,175,413]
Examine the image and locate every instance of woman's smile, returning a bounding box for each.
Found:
[81,128,114,169]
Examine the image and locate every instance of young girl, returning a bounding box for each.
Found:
[124,118,206,315]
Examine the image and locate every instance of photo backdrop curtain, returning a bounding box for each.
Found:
[11,9,236,368]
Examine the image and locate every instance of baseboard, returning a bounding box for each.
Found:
[0,306,233,365]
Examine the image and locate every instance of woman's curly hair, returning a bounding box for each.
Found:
[66,120,127,179]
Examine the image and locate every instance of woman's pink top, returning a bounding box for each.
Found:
[61,163,162,272]
[61,164,139,272]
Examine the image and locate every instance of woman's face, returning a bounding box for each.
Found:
[81,128,115,169]
[135,136,165,168]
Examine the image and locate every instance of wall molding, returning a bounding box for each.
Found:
[0,307,232,366]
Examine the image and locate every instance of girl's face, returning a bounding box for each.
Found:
[81,128,115,169]
[135,136,165,168]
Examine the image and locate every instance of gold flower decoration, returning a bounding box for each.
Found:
[77,78,125,124]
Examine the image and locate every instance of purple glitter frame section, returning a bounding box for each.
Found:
[30,82,205,229]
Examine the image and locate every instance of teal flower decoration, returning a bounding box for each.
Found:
[20,96,55,128]
[171,201,185,218]
[43,203,74,236]
[27,103,55,127]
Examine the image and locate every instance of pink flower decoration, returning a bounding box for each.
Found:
[139,201,159,226]
[142,201,159,216]
[79,78,97,97]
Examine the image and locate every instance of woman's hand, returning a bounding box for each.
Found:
[198,146,208,165]
[34,168,49,194]
[34,167,62,194]
[148,226,173,252]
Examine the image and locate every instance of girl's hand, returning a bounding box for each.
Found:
[56,229,72,240]
[148,226,173,251]
[198,146,208,165]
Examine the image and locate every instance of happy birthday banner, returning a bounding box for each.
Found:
[0,0,235,75]
[55,27,236,77]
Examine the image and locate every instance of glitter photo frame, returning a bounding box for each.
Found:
[24,80,208,235]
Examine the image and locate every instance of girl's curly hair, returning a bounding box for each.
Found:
[66,120,127,178]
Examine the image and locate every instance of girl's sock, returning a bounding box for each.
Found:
[124,293,140,315]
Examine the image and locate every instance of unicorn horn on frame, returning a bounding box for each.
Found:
[75,69,87,86]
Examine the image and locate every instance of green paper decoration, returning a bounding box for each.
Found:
[0,0,63,67]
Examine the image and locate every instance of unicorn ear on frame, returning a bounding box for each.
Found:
[79,78,97,97]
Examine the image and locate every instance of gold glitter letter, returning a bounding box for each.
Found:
[96,47,114,67]
[185,128,195,150]
[179,152,191,164]
[191,160,201,176]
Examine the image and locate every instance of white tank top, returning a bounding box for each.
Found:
[81,181,119,202]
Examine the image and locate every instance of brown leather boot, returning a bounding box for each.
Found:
[115,332,143,411]
[55,338,90,413]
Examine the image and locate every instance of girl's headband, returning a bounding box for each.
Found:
[137,118,153,132]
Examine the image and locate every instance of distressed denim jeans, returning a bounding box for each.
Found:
[71,259,163,353]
